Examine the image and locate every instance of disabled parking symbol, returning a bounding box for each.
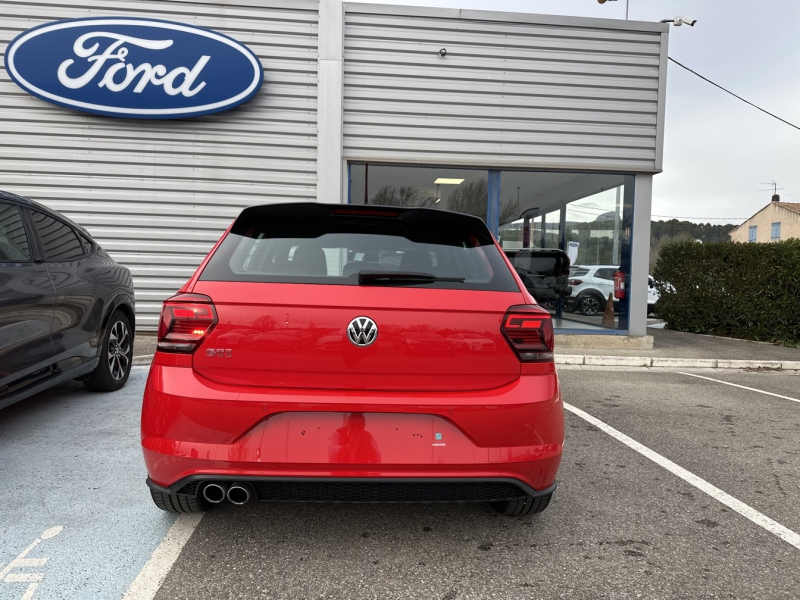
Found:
[0,526,63,600]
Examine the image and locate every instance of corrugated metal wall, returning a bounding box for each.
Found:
[0,0,319,330]
[343,6,666,173]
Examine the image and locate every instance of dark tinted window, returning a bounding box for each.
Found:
[201,208,519,291]
[0,204,31,261]
[31,211,84,261]
[513,256,557,277]
[594,268,617,281]
[570,268,590,277]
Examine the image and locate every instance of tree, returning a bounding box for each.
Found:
[446,178,519,223]
[650,219,736,244]
[648,219,737,272]
[370,179,522,225]
[371,185,435,207]
[500,198,520,224]
[447,179,488,218]
[649,232,695,273]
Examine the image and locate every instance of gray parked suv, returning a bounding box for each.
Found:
[0,190,135,409]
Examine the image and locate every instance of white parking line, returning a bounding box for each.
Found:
[678,372,800,404]
[563,402,800,552]
[122,513,203,600]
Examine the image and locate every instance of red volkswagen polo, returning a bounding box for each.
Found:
[141,203,564,516]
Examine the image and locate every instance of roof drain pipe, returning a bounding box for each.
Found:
[227,483,255,506]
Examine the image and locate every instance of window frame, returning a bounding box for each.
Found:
[0,201,38,263]
[26,207,90,263]
[771,222,781,241]
[748,225,757,243]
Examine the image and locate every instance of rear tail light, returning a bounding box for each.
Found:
[569,279,583,286]
[501,305,554,362]
[158,293,217,353]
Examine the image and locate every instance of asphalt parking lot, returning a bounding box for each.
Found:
[1,367,798,600]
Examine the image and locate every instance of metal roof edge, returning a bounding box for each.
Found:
[343,2,669,33]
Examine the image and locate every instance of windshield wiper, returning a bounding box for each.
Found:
[358,270,465,284]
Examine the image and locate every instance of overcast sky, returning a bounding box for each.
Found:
[354,0,800,225]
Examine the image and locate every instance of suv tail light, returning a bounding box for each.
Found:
[501,305,554,362]
[158,293,217,353]
[568,278,583,286]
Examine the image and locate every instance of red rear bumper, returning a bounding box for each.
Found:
[141,353,564,494]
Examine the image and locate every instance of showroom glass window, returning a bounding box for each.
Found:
[30,211,84,261]
[349,164,491,223]
[771,222,781,240]
[348,163,635,333]
[496,170,634,333]
[748,226,757,242]
[0,204,32,261]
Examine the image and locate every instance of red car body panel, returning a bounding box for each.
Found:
[190,282,523,392]
[142,353,563,491]
[141,203,564,505]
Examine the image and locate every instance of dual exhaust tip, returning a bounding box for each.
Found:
[202,482,254,505]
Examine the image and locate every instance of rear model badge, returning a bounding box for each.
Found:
[347,317,378,347]
[206,348,232,357]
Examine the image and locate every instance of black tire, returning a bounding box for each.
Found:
[84,309,133,392]
[150,489,210,514]
[578,293,604,316]
[490,492,552,516]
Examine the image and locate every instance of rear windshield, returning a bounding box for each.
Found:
[200,209,519,291]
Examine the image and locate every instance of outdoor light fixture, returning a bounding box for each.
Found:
[661,17,697,26]
[433,178,463,204]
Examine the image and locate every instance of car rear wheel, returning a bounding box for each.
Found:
[490,492,552,516]
[578,293,603,316]
[84,310,133,392]
[150,489,210,514]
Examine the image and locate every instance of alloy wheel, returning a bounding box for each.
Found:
[108,320,131,381]
[581,296,600,316]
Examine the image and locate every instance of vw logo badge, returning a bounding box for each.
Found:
[347,316,378,347]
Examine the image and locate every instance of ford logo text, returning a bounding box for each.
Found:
[4,17,263,119]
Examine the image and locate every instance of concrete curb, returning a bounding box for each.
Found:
[133,354,154,366]
[584,356,651,367]
[555,355,800,370]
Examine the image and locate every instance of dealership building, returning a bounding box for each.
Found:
[1,0,669,340]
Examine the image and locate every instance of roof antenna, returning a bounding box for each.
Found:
[759,181,784,202]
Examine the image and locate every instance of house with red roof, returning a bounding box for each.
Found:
[729,196,800,243]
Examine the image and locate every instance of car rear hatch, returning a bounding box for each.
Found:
[181,204,530,392]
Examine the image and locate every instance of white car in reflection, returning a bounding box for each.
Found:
[447,333,496,352]
[566,265,660,316]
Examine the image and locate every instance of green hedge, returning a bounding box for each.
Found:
[652,239,800,345]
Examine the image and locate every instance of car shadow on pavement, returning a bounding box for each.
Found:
[0,379,106,424]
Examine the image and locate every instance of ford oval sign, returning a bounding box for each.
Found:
[4,17,263,119]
